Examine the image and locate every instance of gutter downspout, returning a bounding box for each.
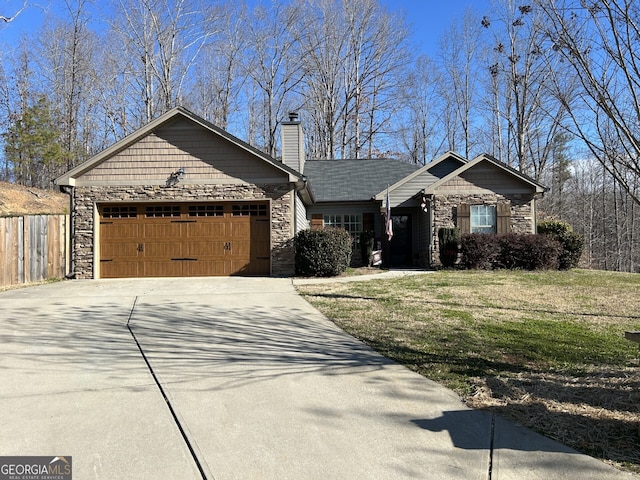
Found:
[293,176,309,234]
[59,185,76,279]
[425,192,435,268]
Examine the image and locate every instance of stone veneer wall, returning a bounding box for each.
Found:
[71,183,294,278]
[430,193,535,267]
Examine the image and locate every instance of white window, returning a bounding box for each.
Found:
[471,205,496,233]
[323,214,342,228]
[323,214,362,245]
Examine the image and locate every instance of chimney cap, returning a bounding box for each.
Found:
[287,112,299,122]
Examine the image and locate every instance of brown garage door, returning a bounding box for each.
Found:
[99,202,270,278]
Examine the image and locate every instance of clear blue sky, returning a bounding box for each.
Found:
[1,0,493,57]
[381,0,493,54]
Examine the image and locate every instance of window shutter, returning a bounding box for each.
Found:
[363,212,374,231]
[311,214,323,230]
[497,202,511,234]
[457,203,470,234]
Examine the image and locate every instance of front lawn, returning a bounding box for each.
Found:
[297,269,640,474]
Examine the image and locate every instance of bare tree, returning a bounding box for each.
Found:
[243,1,304,156]
[0,62,10,179]
[38,0,100,168]
[294,0,344,159]
[481,1,568,179]
[536,0,640,205]
[538,131,572,217]
[93,46,133,145]
[437,8,483,159]
[297,0,410,160]
[551,154,640,272]
[189,2,245,130]
[109,0,214,125]
[340,0,410,158]
[397,55,444,164]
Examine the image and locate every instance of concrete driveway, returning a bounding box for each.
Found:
[0,277,632,479]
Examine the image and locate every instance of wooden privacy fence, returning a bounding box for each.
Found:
[0,214,68,288]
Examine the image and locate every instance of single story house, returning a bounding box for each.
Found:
[55,107,546,278]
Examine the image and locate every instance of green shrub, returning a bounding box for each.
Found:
[359,230,375,267]
[460,233,499,269]
[460,233,561,270]
[295,228,353,277]
[496,233,561,270]
[538,220,584,269]
[438,227,460,268]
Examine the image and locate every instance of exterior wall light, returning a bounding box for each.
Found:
[166,167,185,187]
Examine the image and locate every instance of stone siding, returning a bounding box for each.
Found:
[430,193,535,266]
[71,183,294,278]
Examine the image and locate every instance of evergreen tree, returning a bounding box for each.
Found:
[3,96,67,188]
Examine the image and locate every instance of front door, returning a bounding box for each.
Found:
[389,215,412,267]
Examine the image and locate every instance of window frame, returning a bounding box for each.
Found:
[470,204,497,234]
[323,214,363,246]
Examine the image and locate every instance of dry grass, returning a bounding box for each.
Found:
[298,269,640,475]
[0,181,68,216]
[468,367,640,472]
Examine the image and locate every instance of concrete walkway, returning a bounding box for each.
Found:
[0,277,633,479]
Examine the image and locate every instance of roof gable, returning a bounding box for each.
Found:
[425,154,547,195]
[372,151,466,206]
[425,152,467,177]
[55,107,304,187]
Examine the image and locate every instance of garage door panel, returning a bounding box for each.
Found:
[229,259,251,275]
[143,242,184,258]
[229,219,250,238]
[185,241,225,256]
[186,222,226,238]
[229,240,250,257]
[101,223,140,238]
[251,220,270,257]
[243,259,270,276]
[99,202,270,278]
[100,260,140,278]
[101,242,139,258]
[143,261,183,277]
[185,260,227,276]
[143,223,182,238]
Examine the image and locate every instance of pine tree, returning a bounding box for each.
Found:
[3,96,67,188]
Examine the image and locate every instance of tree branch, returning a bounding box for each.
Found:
[1,2,27,23]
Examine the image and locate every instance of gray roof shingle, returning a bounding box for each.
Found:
[304,158,420,202]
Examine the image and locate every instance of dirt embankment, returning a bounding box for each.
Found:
[0,181,69,216]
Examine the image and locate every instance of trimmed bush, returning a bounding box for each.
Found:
[295,228,353,277]
[438,227,460,268]
[359,230,375,267]
[460,233,499,269]
[538,220,584,270]
[496,233,561,270]
[460,233,562,270]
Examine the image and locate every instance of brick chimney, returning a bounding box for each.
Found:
[281,112,305,173]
